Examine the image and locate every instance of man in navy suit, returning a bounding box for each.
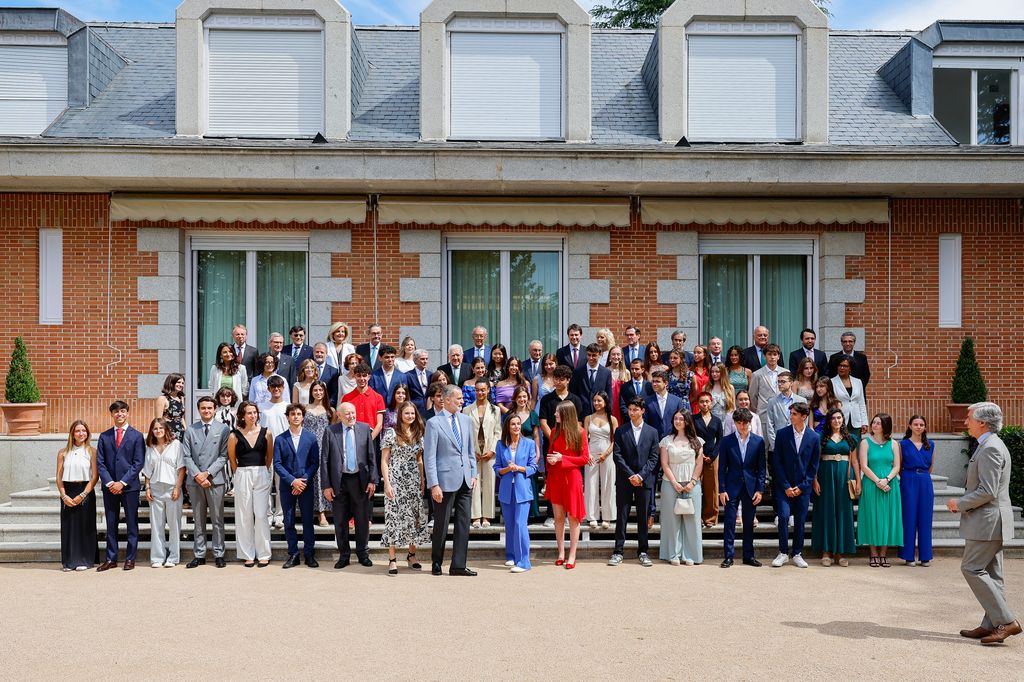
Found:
[826,330,871,388]
[718,408,767,568]
[95,400,145,571]
[644,371,683,439]
[354,323,384,371]
[267,332,296,387]
[788,328,828,377]
[282,325,314,368]
[321,402,379,568]
[570,343,612,418]
[232,324,260,381]
[619,359,652,417]
[609,396,660,567]
[770,403,820,569]
[404,349,433,414]
[556,323,584,370]
[465,326,491,365]
[741,325,771,372]
[521,340,545,384]
[369,345,406,406]
[274,404,321,568]
[620,325,648,367]
[310,343,340,405]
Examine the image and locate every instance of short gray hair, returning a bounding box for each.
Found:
[441,384,462,400]
[448,344,463,354]
[269,332,284,342]
[413,349,429,360]
[969,402,1003,433]
[840,331,857,341]
[313,342,327,351]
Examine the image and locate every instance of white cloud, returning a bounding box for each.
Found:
[860,0,1024,31]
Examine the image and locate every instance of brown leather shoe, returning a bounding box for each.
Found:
[960,626,994,639]
[122,560,135,571]
[981,620,1022,645]
[96,561,117,572]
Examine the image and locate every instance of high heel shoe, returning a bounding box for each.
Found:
[554,558,565,566]
[564,561,576,570]
[406,552,422,570]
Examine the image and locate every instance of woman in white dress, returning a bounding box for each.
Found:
[583,391,617,529]
[659,409,704,565]
[142,417,186,568]
[325,322,356,371]
[395,336,417,373]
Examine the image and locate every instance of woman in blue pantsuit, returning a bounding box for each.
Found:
[494,413,538,572]
[898,415,935,565]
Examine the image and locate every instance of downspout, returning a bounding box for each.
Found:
[884,200,898,379]
[369,194,379,322]
[104,200,122,374]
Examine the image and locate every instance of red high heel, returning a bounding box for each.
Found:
[554,558,565,566]
[565,561,576,570]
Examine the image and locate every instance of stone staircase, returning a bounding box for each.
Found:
[1,474,1022,562]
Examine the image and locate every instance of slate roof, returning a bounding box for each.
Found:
[39,22,953,146]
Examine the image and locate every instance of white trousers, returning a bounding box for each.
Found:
[266,472,283,520]
[149,482,182,565]
[234,467,272,561]
[471,463,495,520]
[584,457,616,522]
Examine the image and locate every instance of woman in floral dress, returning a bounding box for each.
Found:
[380,401,431,575]
[303,381,334,527]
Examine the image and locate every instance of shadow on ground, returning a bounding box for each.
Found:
[782,621,965,644]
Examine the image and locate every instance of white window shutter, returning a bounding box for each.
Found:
[0,45,68,135]
[39,228,63,324]
[207,30,324,137]
[687,35,798,142]
[938,234,962,328]
[449,32,562,140]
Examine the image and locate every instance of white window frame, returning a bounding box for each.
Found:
[933,57,1021,145]
[938,233,963,328]
[441,234,566,354]
[38,228,63,325]
[697,236,819,341]
[185,233,310,403]
[445,17,567,141]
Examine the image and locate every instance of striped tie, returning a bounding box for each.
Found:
[450,413,463,451]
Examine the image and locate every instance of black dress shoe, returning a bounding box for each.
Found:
[283,554,301,569]
[743,558,763,567]
[720,558,734,568]
[431,562,442,576]
[449,567,477,576]
[358,556,373,567]
[214,557,226,568]
[186,557,206,569]
[334,558,350,569]
[305,556,319,568]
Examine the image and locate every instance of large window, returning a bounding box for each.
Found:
[700,239,815,350]
[0,42,68,135]
[934,64,1017,145]
[446,238,562,358]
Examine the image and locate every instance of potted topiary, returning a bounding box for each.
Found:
[946,336,986,431]
[0,337,47,435]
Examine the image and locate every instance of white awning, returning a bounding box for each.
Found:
[109,194,366,225]
[378,197,631,227]
[641,198,889,226]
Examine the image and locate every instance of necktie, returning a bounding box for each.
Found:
[532,360,538,376]
[420,370,426,390]
[450,413,463,451]
[758,349,766,367]
[292,345,299,359]
[635,380,642,395]
[345,427,356,471]
[203,423,209,437]
[236,345,243,358]
[115,428,123,448]
[572,347,578,366]
[589,368,596,385]
[370,346,378,367]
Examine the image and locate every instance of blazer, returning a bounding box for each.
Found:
[831,375,868,429]
[235,344,260,383]
[569,363,613,418]
[273,428,321,487]
[404,366,433,413]
[644,393,684,439]
[464,344,491,366]
[788,347,828,377]
[423,411,478,492]
[369,366,407,406]
[557,343,585,370]
[619,343,649,367]
[182,420,230,486]
[438,362,473,387]
[612,421,660,487]
[718,432,767,499]
[271,352,295,387]
[463,401,502,456]
[208,364,249,398]
[354,343,383,371]
[493,438,538,505]
[748,365,781,426]
[521,356,545,384]
[763,393,809,450]
[326,342,356,370]
[741,345,767,372]
[320,421,378,492]
[827,350,871,387]
[619,378,653,418]
[772,425,821,495]
[312,363,340,405]
[959,434,1015,543]
[693,413,724,460]
[96,425,145,492]
[282,343,314,369]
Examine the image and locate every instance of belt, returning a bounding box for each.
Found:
[904,467,929,473]
[820,455,847,462]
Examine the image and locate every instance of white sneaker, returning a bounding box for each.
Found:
[504,560,514,567]
[683,559,694,566]
[543,518,555,528]
[150,563,162,568]
[771,552,789,568]
[792,554,808,569]
[607,553,623,566]
[669,558,681,566]
[510,566,528,573]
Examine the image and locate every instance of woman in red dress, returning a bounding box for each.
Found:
[545,401,589,569]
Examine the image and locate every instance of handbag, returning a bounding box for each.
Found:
[674,487,695,515]
[847,462,860,500]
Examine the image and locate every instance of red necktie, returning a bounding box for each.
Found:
[572,347,578,366]
[115,428,124,448]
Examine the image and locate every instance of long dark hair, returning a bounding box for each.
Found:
[501,411,523,447]
[590,390,611,421]
[726,345,744,370]
[903,415,931,450]
[394,400,424,445]
[487,344,509,381]
[670,409,702,453]
[235,400,261,428]
[146,417,175,446]
[691,345,711,375]
[504,356,529,388]
[161,373,185,398]
[871,413,894,441]
[823,408,856,449]
[307,380,334,423]
[810,377,841,413]
[215,342,240,375]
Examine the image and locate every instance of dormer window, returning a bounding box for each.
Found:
[0,35,68,135]
[933,65,1016,145]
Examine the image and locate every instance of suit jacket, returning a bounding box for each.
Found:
[313,363,340,405]
[235,344,260,383]
[354,343,383,371]
[827,350,871,387]
[612,421,660,486]
[493,438,538,505]
[748,365,781,426]
[788,347,828,377]
[369,367,407,406]
[273,428,321,487]
[404,366,433,413]
[717,432,766,499]
[960,434,1015,543]
[464,344,491,366]
[772,425,820,494]
[271,352,296,386]
[693,413,724,460]
[182,420,230,486]
[569,363,612,418]
[463,401,502,456]
[96,426,145,492]
[320,421,378,492]
[741,345,767,372]
[557,344,585,370]
[282,343,314,368]
[619,378,653,418]
[438,362,472,387]
[763,393,809,450]
[831,375,868,429]
[521,357,545,384]
[423,411,478,492]
[644,393,684,440]
[619,343,651,367]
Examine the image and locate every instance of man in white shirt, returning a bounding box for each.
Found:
[763,371,808,451]
[405,349,433,414]
[770,403,820,569]
[467,326,491,365]
[370,345,405,406]
[272,404,320,568]
[788,328,828,377]
[259,375,289,528]
[707,337,724,367]
[621,325,645,366]
[748,344,783,429]
[522,340,545,383]
[609,397,659,568]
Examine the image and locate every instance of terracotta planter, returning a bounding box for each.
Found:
[0,402,47,436]
[946,403,970,432]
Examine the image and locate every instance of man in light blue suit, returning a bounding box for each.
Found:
[424,384,478,576]
[273,404,321,568]
[770,403,820,569]
[718,408,766,568]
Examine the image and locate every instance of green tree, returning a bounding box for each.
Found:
[592,0,831,28]
[4,337,40,403]
[950,336,987,404]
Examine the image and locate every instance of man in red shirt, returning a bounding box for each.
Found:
[342,363,384,439]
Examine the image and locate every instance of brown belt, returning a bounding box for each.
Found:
[820,455,847,462]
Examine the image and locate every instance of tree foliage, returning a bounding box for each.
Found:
[592,0,832,28]
[4,337,40,404]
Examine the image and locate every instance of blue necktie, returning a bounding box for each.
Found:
[450,413,463,451]
[345,427,356,471]
[635,380,642,395]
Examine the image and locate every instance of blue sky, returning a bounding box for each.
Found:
[3,0,1021,30]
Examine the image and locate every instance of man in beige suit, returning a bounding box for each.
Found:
[948,402,1020,645]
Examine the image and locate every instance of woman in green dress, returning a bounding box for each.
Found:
[812,409,858,566]
[857,413,903,567]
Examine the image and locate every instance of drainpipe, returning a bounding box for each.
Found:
[885,200,898,379]
[104,201,122,374]
[369,194,379,322]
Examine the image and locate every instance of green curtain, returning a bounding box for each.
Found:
[760,255,806,350]
[196,250,246,387]
[702,254,747,349]
[450,251,500,351]
[256,251,307,348]
[510,251,559,358]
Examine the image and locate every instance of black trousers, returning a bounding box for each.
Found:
[431,481,472,569]
[614,482,650,556]
[333,474,370,560]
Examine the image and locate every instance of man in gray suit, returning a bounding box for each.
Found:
[321,402,378,569]
[748,344,783,429]
[424,384,478,576]
[182,396,230,568]
[949,401,1020,645]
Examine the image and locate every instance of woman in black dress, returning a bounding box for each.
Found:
[56,420,99,571]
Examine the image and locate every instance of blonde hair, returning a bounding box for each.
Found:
[327,322,351,344]
[63,420,94,456]
[596,328,616,350]
[552,401,582,453]
[715,362,736,412]
[297,358,319,382]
